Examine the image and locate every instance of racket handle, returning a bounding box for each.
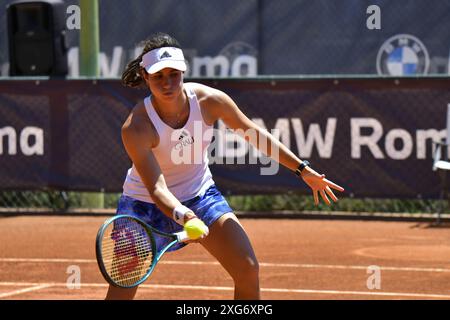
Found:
[176,230,190,242]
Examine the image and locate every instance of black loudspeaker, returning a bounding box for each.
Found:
[7,0,68,76]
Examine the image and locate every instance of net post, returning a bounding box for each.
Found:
[79,0,103,209]
[79,0,99,76]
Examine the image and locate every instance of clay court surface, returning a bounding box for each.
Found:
[0,215,449,300]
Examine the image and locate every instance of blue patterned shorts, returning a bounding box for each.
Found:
[116,184,233,252]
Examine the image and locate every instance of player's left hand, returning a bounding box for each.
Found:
[300,167,345,205]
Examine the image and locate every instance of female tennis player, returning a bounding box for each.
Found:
[105,33,344,300]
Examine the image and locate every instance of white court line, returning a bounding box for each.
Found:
[0,257,450,273]
[0,284,53,299]
[0,282,449,299]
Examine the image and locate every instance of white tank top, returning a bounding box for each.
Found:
[122,83,215,203]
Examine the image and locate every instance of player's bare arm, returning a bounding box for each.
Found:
[194,83,344,205]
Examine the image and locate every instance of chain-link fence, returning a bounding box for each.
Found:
[1,0,450,77]
[1,77,450,214]
[2,0,450,215]
[2,189,449,215]
[0,190,120,212]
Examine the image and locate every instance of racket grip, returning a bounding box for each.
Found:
[176,230,190,242]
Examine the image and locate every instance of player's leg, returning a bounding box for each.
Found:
[200,212,260,300]
[105,285,138,300]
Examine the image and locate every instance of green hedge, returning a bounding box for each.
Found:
[226,194,447,213]
[0,191,447,214]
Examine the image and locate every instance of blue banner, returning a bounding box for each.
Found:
[0,78,448,198]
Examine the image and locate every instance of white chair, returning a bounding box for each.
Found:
[432,103,450,224]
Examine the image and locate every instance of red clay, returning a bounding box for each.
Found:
[0,215,449,300]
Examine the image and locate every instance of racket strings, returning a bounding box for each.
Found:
[101,217,154,287]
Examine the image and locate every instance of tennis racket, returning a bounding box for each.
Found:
[95,214,189,288]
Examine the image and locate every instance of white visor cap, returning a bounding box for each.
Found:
[139,47,187,74]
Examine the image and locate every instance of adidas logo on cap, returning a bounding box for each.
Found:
[160,51,172,59]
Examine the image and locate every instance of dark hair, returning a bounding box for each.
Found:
[121,33,182,88]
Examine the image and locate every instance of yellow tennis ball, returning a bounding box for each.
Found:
[184,219,208,240]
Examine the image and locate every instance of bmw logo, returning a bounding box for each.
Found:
[376,34,429,76]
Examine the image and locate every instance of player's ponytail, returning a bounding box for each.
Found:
[121,33,182,89]
[121,54,146,88]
